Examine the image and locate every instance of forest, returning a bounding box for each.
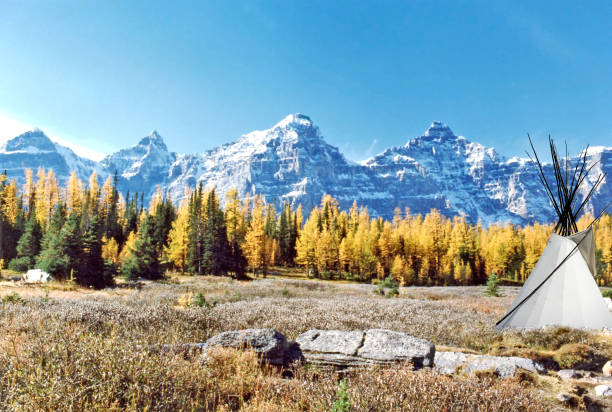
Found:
[0,168,611,288]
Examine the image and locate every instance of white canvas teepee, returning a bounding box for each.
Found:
[497,226,612,330]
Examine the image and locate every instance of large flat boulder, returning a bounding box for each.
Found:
[295,329,435,369]
[434,351,545,378]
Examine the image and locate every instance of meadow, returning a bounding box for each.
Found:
[0,270,610,411]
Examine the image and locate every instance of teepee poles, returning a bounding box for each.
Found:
[526,136,605,236]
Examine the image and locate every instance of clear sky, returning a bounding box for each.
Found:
[1,0,611,161]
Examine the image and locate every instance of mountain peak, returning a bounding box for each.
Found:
[274,113,314,129]
[2,129,56,152]
[137,130,168,151]
[423,121,455,139]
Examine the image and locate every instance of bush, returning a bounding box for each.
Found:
[484,273,500,297]
[332,378,351,412]
[8,257,30,272]
[376,276,399,298]
[1,292,24,304]
[553,343,596,370]
[602,289,612,299]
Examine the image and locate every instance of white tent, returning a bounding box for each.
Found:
[22,269,54,283]
[497,226,612,330]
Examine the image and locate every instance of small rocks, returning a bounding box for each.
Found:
[556,393,571,404]
[558,369,584,381]
[434,351,545,378]
[603,360,612,377]
[594,385,612,397]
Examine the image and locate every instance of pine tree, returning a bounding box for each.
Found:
[186,184,203,273]
[122,214,161,280]
[10,207,42,271]
[79,214,110,288]
[37,210,81,278]
[201,189,231,275]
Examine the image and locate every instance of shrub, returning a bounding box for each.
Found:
[602,289,612,299]
[331,379,351,412]
[484,273,500,297]
[8,257,30,272]
[376,276,399,298]
[553,343,596,370]
[1,292,24,304]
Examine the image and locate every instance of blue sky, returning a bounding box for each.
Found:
[0,0,611,161]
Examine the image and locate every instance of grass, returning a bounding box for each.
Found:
[0,272,609,410]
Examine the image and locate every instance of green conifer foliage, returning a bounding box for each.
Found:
[122,214,161,280]
[10,208,42,271]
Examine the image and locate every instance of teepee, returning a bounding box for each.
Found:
[497,137,612,330]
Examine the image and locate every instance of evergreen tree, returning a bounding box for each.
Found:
[186,184,203,273]
[37,209,81,279]
[10,207,42,271]
[36,204,67,277]
[201,189,231,275]
[79,214,111,288]
[103,171,123,245]
[122,214,161,280]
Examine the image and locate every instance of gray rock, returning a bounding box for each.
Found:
[558,369,583,381]
[357,329,435,367]
[296,330,364,356]
[295,329,434,369]
[201,328,302,366]
[556,393,571,403]
[594,385,612,397]
[434,351,545,378]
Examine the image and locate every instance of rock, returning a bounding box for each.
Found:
[603,360,612,377]
[556,393,571,404]
[434,351,545,378]
[594,385,612,397]
[357,329,435,368]
[295,329,435,369]
[558,369,583,381]
[201,328,302,366]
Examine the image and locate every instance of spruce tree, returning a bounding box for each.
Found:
[79,214,109,288]
[186,184,203,274]
[201,190,231,275]
[104,171,123,245]
[10,208,42,271]
[37,204,69,278]
[61,212,83,279]
[122,214,161,280]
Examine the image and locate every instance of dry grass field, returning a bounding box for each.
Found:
[0,270,610,411]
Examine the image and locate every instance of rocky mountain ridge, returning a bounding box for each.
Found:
[1,115,610,224]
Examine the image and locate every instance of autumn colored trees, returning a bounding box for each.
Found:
[0,167,611,287]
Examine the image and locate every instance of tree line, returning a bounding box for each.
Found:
[0,168,610,288]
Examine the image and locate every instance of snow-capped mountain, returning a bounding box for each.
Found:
[1,116,610,224]
[165,114,378,213]
[100,130,177,200]
[0,129,103,185]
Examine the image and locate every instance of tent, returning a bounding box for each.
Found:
[497,227,612,329]
[22,269,54,283]
[497,136,612,330]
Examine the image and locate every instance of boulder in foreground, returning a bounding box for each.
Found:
[201,328,302,366]
[296,329,435,369]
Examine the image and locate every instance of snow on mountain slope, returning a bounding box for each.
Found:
[2,118,610,224]
[100,130,176,200]
[0,129,104,186]
[165,114,379,213]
